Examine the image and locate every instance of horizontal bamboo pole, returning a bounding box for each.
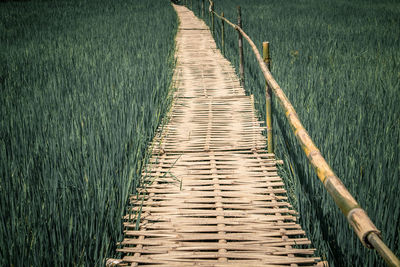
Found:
[206,2,400,266]
[368,232,400,267]
[230,13,381,248]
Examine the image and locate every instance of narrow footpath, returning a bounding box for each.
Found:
[111,4,322,267]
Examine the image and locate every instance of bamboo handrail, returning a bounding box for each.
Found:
[186,1,400,266]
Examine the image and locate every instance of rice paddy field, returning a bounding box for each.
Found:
[0,0,177,265]
[190,0,400,266]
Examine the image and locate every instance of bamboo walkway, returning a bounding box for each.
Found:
[110,5,323,267]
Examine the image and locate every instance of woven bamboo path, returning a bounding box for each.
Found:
[111,5,322,267]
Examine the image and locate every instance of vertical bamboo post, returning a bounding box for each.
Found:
[211,2,215,35]
[201,0,204,17]
[237,6,245,87]
[191,0,193,10]
[263,42,273,153]
[221,12,225,55]
[208,1,210,26]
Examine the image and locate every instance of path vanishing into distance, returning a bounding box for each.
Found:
[108,5,325,267]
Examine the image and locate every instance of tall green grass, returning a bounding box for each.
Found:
[0,0,177,265]
[190,0,400,266]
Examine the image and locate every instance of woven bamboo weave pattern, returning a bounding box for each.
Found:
[111,5,322,267]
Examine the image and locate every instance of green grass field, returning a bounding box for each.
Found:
[190,0,400,266]
[0,0,177,265]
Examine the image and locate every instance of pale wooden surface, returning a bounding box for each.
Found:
[112,5,321,267]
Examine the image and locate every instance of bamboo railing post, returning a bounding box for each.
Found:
[237,6,245,87]
[263,42,273,153]
[201,0,204,17]
[207,1,210,27]
[211,2,215,35]
[221,12,225,55]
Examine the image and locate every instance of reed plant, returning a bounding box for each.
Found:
[0,0,177,265]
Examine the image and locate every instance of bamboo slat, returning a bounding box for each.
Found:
[108,4,322,267]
